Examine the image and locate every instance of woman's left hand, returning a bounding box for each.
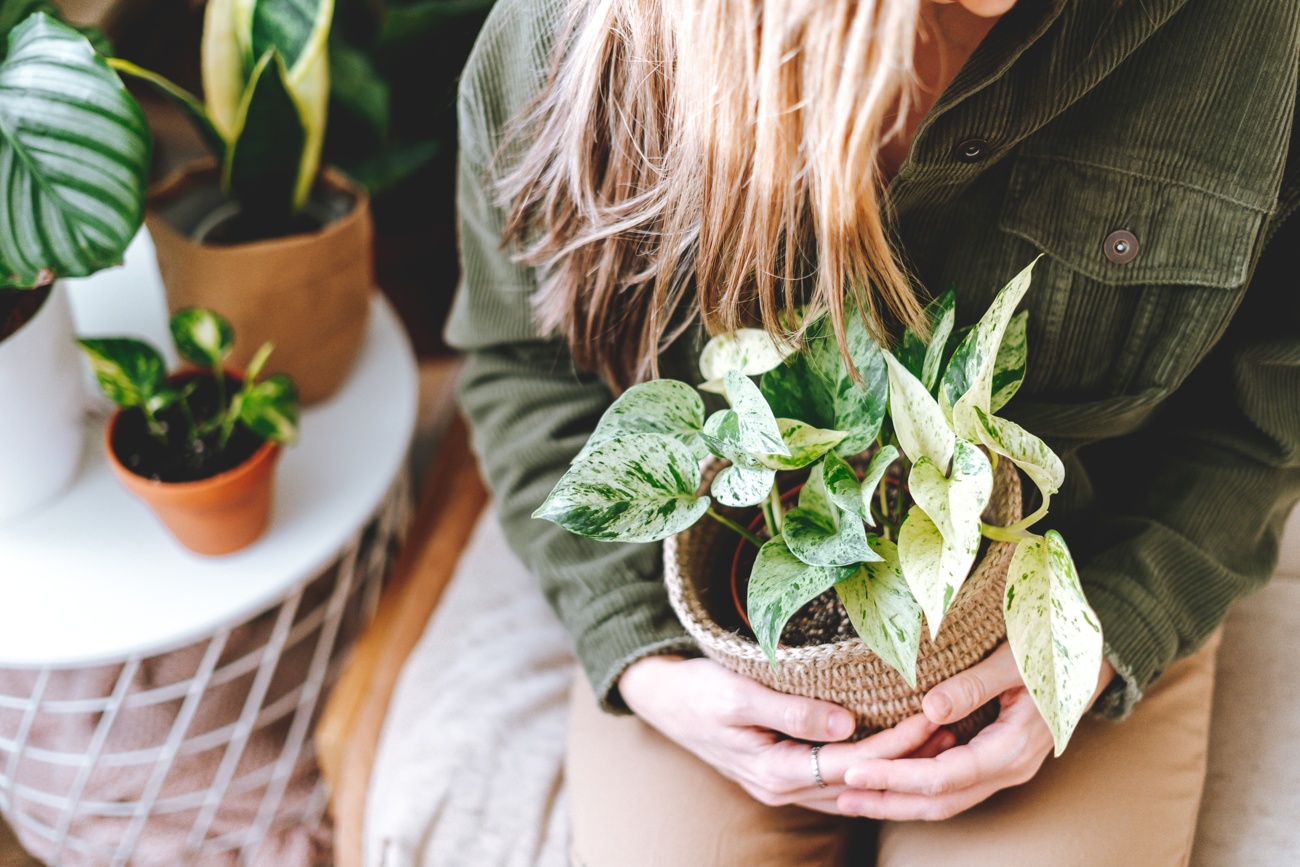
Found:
[838,642,1115,821]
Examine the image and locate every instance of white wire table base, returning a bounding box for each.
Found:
[0,473,411,867]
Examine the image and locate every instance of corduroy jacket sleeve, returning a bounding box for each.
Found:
[443,0,697,713]
[1069,208,1300,720]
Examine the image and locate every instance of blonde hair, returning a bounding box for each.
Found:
[499,0,927,389]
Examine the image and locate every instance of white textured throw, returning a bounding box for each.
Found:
[366,510,574,867]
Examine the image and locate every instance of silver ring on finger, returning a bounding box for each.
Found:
[810,744,827,789]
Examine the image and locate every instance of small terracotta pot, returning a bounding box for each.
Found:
[145,159,375,405]
[104,389,282,556]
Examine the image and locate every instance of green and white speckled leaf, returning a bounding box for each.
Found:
[76,337,166,409]
[884,351,955,471]
[835,536,923,687]
[972,406,1064,511]
[944,259,1038,439]
[989,310,1028,414]
[747,535,851,670]
[698,329,793,393]
[783,461,875,568]
[760,311,889,456]
[756,419,847,470]
[533,434,710,543]
[170,307,234,368]
[823,446,900,526]
[1004,531,1103,756]
[576,380,708,464]
[723,370,787,457]
[857,446,900,526]
[898,288,956,393]
[898,507,974,640]
[908,439,992,545]
[239,373,299,444]
[712,462,776,508]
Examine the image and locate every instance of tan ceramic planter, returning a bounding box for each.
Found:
[145,160,374,405]
[105,405,281,556]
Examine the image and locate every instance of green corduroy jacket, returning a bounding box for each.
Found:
[445,0,1300,718]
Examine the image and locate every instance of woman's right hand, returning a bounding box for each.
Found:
[618,655,954,814]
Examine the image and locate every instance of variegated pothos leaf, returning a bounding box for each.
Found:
[971,406,1065,512]
[897,288,956,393]
[170,307,234,368]
[576,380,709,463]
[1004,531,1103,756]
[722,369,787,457]
[698,329,793,393]
[533,434,710,542]
[884,350,955,471]
[907,439,992,544]
[239,372,299,444]
[823,446,900,527]
[989,310,1028,414]
[746,535,852,671]
[783,460,876,567]
[835,536,923,687]
[898,507,978,640]
[76,338,167,409]
[755,419,847,470]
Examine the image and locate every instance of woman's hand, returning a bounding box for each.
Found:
[838,642,1116,821]
[619,655,955,814]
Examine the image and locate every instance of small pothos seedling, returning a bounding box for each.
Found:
[78,307,299,459]
[533,259,1105,756]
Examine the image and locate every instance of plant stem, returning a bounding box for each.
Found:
[980,522,1031,543]
[707,507,765,549]
[767,483,784,535]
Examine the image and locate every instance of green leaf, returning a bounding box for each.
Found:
[698,329,793,394]
[823,449,866,520]
[576,380,708,464]
[971,406,1065,512]
[0,13,150,289]
[1004,531,1103,756]
[244,341,274,381]
[989,310,1028,414]
[835,536,923,687]
[328,35,390,136]
[857,445,900,526]
[200,0,249,141]
[783,461,876,568]
[343,138,438,195]
[76,337,166,408]
[898,507,973,640]
[897,288,956,393]
[907,439,992,547]
[223,48,305,227]
[377,0,497,52]
[170,307,235,368]
[249,0,329,71]
[239,373,299,444]
[721,369,786,457]
[747,535,850,670]
[942,257,1039,438]
[533,434,710,543]
[760,311,889,456]
[755,419,846,471]
[108,59,227,159]
[883,350,955,471]
[711,462,776,509]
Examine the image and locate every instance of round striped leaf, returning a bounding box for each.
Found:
[747,535,853,671]
[1004,531,1103,755]
[835,537,923,687]
[575,379,708,464]
[0,13,150,289]
[533,434,710,543]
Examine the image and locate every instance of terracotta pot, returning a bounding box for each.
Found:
[105,386,282,556]
[145,159,374,405]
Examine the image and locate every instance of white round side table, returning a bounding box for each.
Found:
[0,232,418,866]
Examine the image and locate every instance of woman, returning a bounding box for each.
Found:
[445,0,1300,863]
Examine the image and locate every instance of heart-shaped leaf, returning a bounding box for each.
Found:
[971,406,1064,513]
[698,328,793,393]
[747,535,853,670]
[533,433,710,543]
[239,372,299,444]
[77,337,167,409]
[721,370,786,455]
[783,460,876,567]
[823,447,902,526]
[0,14,150,289]
[883,351,955,471]
[711,461,776,509]
[576,379,709,464]
[170,307,235,368]
[761,311,889,456]
[1004,531,1103,755]
[898,507,977,640]
[835,536,923,687]
[907,439,992,545]
[990,310,1028,414]
[755,419,847,471]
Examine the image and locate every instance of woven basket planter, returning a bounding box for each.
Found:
[665,456,1022,740]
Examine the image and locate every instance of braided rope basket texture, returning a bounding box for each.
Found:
[665,456,1022,741]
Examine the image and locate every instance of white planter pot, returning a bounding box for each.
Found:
[0,282,85,522]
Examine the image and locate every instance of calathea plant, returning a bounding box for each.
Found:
[109,0,333,233]
[534,260,1104,755]
[77,307,299,481]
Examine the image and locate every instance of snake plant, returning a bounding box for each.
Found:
[111,0,334,231]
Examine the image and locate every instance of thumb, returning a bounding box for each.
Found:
[922,642,1023,725]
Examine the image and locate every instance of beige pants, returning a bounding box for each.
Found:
[566,631,1221,867]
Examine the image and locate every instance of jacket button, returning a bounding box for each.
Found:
[1104,229,1139,264]
[954,138,989,163]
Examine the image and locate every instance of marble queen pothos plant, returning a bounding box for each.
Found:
[534,260,1104,754]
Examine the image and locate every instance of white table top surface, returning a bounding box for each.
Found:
[0,230,419,668]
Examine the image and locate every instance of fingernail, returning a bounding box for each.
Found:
[928,693,953,721]
[828,711,854,739]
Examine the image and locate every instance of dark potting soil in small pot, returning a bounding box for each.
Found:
[111,374,263,483]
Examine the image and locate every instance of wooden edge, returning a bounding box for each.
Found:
[315,414,489,867]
